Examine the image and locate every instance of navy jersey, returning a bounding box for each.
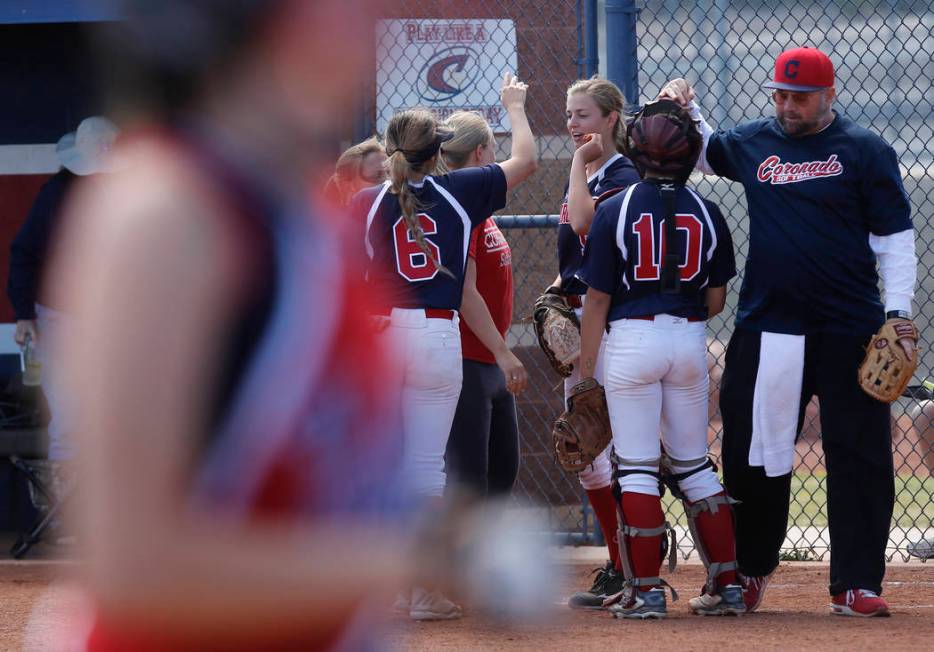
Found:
[557,153,639,295]
[356,163,507,309]
[578,180,736,322]
[707,112,912,335]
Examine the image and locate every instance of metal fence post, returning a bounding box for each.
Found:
[605,0,641,112]
[584,0,599,77]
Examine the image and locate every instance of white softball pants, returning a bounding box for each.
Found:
[605,314,722,502]
[565,308,612,490]
[381,308,463,498]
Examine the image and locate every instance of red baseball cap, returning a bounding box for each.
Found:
[763,47,835,92]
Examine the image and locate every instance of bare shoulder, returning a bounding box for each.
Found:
[79,141,234,256]
[51,138,243,313]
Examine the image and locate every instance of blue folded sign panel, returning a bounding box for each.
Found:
[0,0,121,24]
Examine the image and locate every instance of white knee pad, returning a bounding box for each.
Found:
[578,446,613,490]
[615,468,661,496]
[672,464,723,503]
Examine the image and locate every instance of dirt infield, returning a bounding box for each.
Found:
[385,562,934,651]
[2,559,932,650]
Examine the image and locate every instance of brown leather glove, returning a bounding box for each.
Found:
[553,377,612,472]
[859,318,919,402]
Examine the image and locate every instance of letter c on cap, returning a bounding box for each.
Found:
[784,60,800,79]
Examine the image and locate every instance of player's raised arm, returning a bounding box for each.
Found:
[497,72,538,189]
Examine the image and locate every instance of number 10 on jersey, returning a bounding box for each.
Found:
[631,213,703,282]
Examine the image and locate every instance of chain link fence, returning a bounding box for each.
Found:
[369,1,933,562]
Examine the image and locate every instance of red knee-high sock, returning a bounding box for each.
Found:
[689,491,737,588]
[620,492,664,589]
[586,486,621,571]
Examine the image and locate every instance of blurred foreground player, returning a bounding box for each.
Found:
[50,1,417,650]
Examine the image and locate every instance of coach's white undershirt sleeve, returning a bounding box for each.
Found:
[687,100,716,175]
[869,228,917,314]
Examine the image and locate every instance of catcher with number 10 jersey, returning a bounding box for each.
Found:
[577,100,742,618]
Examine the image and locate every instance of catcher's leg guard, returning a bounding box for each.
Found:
[612,457,677,572]
[607,490,679,610]
[666,455,740,596]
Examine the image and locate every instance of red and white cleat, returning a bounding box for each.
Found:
[830,589,890,617]
[739,573,771,613]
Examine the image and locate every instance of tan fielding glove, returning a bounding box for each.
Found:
[553,377,612,472]
[859,318,919,402]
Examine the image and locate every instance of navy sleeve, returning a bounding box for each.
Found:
[705,131,740,181]
[578,203,622,295]
[448,163,508,226]
[6,172,71,320]
[862,142,912,235]
[596,159,640,195]
[348,187,375,263]
[705,201,736,288]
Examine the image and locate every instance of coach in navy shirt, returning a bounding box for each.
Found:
[660,47,916,617]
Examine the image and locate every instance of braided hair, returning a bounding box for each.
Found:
[384,109,455,279]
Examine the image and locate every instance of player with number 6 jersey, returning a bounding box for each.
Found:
[578,100,742,619]
[352,73,537,621]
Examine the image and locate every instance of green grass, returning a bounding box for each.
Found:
[661,472,933,528]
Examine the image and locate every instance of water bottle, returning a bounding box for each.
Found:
[21,333,41,387]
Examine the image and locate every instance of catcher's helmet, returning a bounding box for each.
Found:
[623,99,702,183]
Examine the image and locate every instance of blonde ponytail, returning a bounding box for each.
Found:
[440,111,493,172]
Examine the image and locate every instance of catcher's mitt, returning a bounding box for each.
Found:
[553,377,612,472]
[532,287,580,378]
[859,318,919,402]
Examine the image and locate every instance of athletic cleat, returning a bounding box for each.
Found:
[568,561,625,610]
[830,589,890,617]
[739,573,771,613]
[689,584,746,616]
[609,587,667,619]
[409,587,462,621]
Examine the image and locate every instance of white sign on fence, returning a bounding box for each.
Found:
[376,19,518,134]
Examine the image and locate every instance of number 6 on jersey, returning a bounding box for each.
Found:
[393,214,441,282]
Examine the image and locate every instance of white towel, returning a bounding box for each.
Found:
[749,331,806,477]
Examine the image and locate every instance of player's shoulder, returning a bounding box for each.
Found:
[350,182,390,214]
[599,154,640,188]
[595,180,642,212]
[833,114,894,153]
[606,153,638,176]
[683,185,720,211]
[432,163,503,188]
[714,117,774,144]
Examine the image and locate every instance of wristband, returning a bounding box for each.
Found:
[886,310,910,320]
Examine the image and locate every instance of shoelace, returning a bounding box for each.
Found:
[589,565,613,593]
